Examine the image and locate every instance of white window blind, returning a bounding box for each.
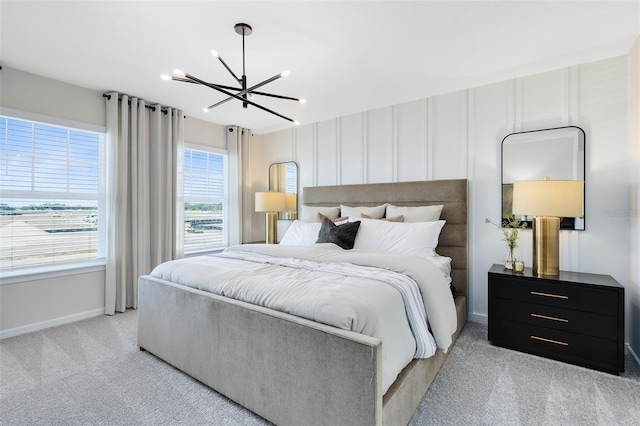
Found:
[285,163,297,194]
[183,147,227,253]
[0,116,105,270]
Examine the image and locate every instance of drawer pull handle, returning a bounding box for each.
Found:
[530,291,568,300]
[530,313,569,323]
[531,335,569,346]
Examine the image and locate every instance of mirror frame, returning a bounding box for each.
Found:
[269,161,298,220]
[501,126,586,230]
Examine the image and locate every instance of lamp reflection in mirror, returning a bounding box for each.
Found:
[285,193,297,220]
[255,192,286,244]
[513,178,584,276]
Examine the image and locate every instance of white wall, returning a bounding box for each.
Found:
[249,55,632,341]
[184,116,228,150]
[629,38,640,361]
[0,269,105,338]
[0,67,105,130]
[0,67,227,337]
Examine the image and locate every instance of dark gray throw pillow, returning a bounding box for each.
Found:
[316,218,361,250]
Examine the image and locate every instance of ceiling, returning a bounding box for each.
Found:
[1,1,639,134]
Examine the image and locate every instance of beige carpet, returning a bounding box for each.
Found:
[1,310,639,425]
[413,321,640,425]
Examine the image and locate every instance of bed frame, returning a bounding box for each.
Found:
[137,179,468,426]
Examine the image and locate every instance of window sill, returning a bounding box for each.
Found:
[0,259,106,285]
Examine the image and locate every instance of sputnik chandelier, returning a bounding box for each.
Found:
[162,23,304,124]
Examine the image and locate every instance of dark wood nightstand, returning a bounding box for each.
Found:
[488,264,625,374]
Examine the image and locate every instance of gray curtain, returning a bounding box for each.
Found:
[104,93,184,315]
[227,126,251,245]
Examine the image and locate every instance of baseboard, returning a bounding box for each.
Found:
[0,308,105,339]
[627,343,640,369]
[467,312,488,325]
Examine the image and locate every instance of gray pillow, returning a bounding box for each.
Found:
[318,212,349,223]
[361,213,404,222]
[316,218,361,250]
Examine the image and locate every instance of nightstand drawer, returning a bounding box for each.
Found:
[492,319,619,372]
[492,298,618,340]
[492,277,618,315]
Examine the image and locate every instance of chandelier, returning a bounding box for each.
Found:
[163,23,304,124]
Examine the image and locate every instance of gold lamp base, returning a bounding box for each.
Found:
[532,216,560,276]
[265,212,278,244]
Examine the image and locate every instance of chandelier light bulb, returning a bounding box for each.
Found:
[160,74,171,80]
[280,70,290,77]
[299,99,307,104]
[211,49,219,58]
[173,69,186,77]
[294,120,300,126]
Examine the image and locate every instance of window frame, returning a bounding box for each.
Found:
[182,143,229,255]
[0,114,107,274]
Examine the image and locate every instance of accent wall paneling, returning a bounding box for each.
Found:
[249,54,632,334]
[431,91,468,180]
[396,99,428,182]
[576,55,629,281]
[366,106,394,184]
[295,125,315,190]
[317,119,338,186]
[517,68,566,129]
[340,113,365,185]
[629,37,640,363]
[468,80,512,321]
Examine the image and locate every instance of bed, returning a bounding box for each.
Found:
[137,179,468,426]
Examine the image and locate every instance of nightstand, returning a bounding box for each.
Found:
[488,264,624,374]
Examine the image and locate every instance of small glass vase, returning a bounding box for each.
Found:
[504,248,525,272]
[504,248,518,270]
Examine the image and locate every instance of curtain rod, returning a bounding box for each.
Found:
[102,93,173,115]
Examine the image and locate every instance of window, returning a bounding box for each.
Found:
[0,116,105,270]
[183,147,227,253]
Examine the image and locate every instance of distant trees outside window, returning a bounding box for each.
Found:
[0,116,105,269]
[183,147,227,253]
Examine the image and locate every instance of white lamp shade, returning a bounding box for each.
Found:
[255,192,286,212]
[513,179,584,217]
[285,193,297,212]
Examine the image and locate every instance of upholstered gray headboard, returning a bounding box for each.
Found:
[303,179,468,299]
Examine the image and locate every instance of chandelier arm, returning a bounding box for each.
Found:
[185,73,295,123]
[250,91,303,102]
[205,97,234,111]
[241,98,295,123]
[172,76,241,92]
[246,72,286,93]
[215,54,242,83]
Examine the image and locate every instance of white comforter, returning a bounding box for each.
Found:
[149,243,457,393]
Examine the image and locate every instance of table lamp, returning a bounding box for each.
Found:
[512,177,584,276]
[255,192,286,244]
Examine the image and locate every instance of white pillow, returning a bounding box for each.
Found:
[340,204,387,219]
[300,205,340,222]
[386,204,443,222]
[279,220,322,246]
[352,218,446,257]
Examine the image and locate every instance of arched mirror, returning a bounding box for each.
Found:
[269,161,298,220]
[502,126,585,230]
